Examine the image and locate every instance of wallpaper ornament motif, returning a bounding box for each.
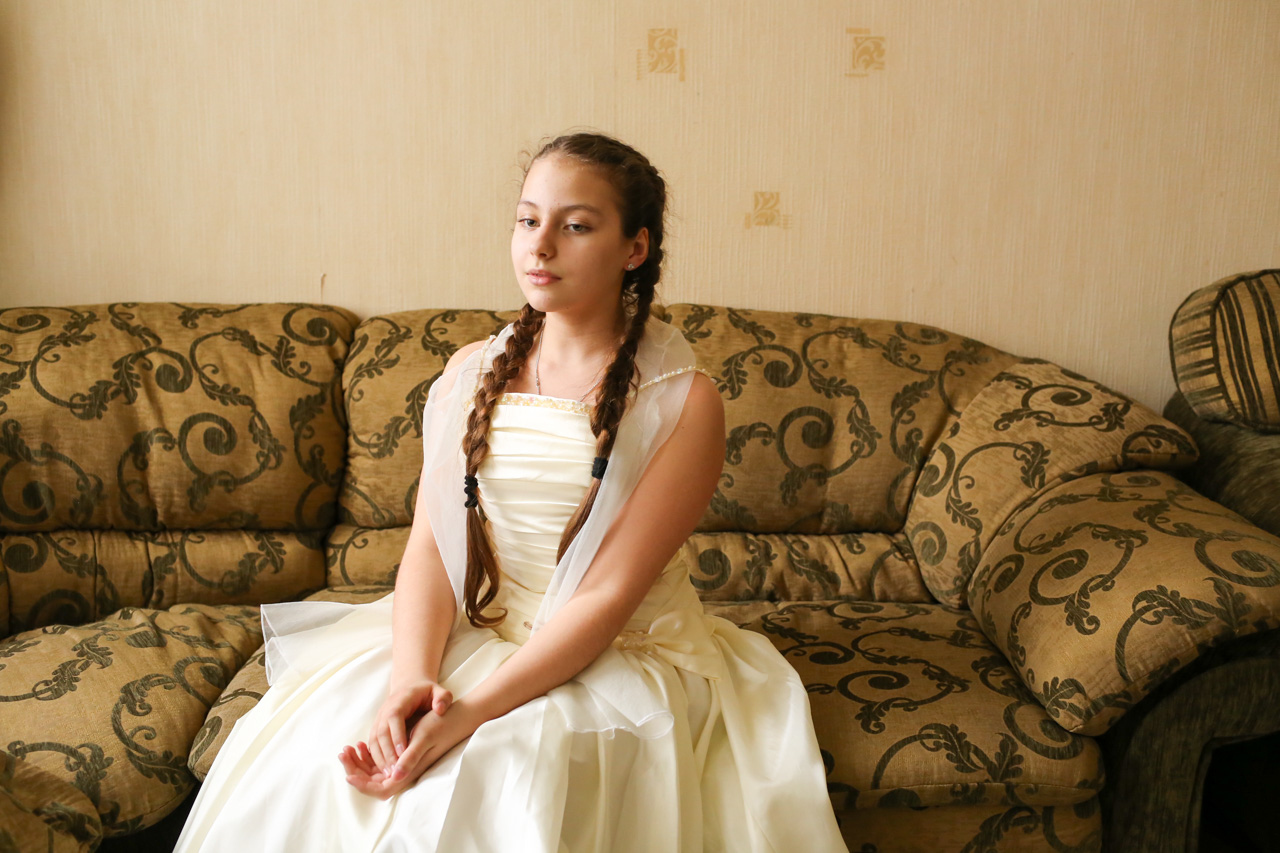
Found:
[637,29,686,81]
[744,192,790,230]
[846,28,886,77]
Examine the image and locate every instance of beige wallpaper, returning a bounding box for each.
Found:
[0,0,1277,413]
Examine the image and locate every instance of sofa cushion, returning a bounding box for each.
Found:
[340,309,516,530]
[1169,269,1280,431]
[676,531,932,603]
[0,749,101,853]
[905,359,1197,607]
[665,305,1017,535]
[1,529,325,633]
[0,603,260,835]
[969,470,1280,736]
[838,799,1100,853]
[705,600,1104,812]
[0,303,356,533]
[186,644,266,782]
[327,524,409,587]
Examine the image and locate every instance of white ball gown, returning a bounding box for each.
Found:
[175,392,847,852]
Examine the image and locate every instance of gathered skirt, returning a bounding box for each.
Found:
[174,594,847,852]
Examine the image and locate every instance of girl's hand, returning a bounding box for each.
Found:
[338,701,482,799]
[362,680,454,773]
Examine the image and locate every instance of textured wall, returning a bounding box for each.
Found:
[0,0,1277,412]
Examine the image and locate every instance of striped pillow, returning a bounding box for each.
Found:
[1169,270,1280,431]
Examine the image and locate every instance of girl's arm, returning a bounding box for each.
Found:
[379,372,725,783]
[352,340,484,774]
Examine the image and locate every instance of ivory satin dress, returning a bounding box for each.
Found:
[176,392,847,852]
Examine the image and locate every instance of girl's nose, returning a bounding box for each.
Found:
[532,233,554,258]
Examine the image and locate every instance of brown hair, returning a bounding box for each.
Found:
[460,132,668,628]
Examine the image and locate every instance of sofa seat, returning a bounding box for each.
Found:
[0,603,261,840]
[707,600,1104,813]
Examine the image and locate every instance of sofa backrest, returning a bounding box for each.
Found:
[329,309,515,589]
[0,303,356,634]
[331,305,1020,604]
[665,306,1018,534]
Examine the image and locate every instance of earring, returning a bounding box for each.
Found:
[626,263,635,270]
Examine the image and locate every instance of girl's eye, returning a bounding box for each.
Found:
[517,218,537,228]
[567,223,590,233]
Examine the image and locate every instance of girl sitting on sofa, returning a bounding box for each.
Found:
[176,131,846,852]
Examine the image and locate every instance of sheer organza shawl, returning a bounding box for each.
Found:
[262,316,700,737]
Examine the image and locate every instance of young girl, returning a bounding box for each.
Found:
[176,132,846,851]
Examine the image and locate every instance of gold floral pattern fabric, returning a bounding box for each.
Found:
[185,643,267,782]
[678,530,932,603]
[0,303,355,638]
[905,359,1198,607]
[838,799,1100,852]
[704,601,1104,812]
[661,305,1018,535]
[326,524,410,588]
[969,470,1280,736]
[340,309,516,530]
[0,303,356,533]
[0,747,100,853]
[2,529,324,635]
[0,603,261,835]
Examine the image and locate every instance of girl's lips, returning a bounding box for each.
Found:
[527,271,560,285]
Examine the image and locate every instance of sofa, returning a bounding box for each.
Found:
[2,300,1279,853]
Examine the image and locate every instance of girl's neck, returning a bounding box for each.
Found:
[537,308,628,365]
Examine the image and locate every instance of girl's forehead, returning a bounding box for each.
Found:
[521,156,619,212]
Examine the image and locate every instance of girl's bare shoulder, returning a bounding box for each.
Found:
[443,339,489,375]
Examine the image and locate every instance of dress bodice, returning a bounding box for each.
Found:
[476,393,705,647]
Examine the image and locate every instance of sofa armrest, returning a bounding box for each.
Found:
[905,358,1197,608]
[968,469,1280,736]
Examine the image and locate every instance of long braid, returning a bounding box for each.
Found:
[461,303,544,627]
[555,279,657,562]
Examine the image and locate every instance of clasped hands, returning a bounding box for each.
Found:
[338,679,476,799]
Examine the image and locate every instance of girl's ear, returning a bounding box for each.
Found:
[628,227,650,269]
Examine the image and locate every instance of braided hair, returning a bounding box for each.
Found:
[459,132,667,629]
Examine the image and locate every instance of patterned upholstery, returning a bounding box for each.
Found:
[0,303,357,639]
[706,600,1104,811]
[663,306,1017,535]
[0,303,355,840]
[339,309,516,530]
[1169,269,1280,431]
[0,604,261,836]
[970,470,1280,736]
[6,300,1280,851]
[839,800,1101,853]
[1,530,325,635]
[906,360,1198,608]
[0,748,100,853]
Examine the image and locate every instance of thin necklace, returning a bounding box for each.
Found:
[534,328,608,403]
